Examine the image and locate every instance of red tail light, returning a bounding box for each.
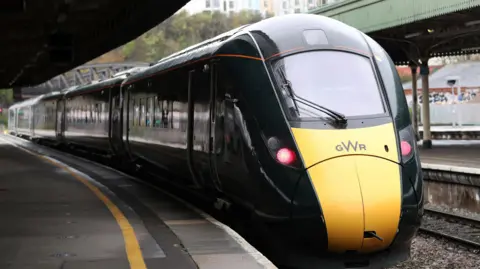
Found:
[400,141,412,156]
[276,148,296,165]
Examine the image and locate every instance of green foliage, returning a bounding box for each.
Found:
[117,10,270,62]
[0,89,13,125]
[400,74,412,83]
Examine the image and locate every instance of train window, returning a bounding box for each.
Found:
[98,103,101,123]
[102,103,106,123]
[139,98,145,127]
[273,50,385,119]
[88,104,92,124]
[90,104,94,124]
[161,100,168,128]
[74,107,77,123]
[153,97,160,127]
[132,99,137,126]
[92,104,96,124]
[146,97,152,127]
[97,104,101,123]
[172,101,181,130]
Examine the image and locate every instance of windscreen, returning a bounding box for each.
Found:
[273,50,385,120]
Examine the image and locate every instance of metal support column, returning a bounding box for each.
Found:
[420,59,432,149]
[409,62,419,140]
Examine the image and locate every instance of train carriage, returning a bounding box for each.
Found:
[62,67,148,156]
[8,14,423,269]
[8,96,43,138]
[31,91,66,142]
[121,14,423,268]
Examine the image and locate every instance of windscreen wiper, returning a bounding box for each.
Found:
[277,68,347,124]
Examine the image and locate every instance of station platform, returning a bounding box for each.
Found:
[0,134,275,269]
[418,140,480,186]
[418,125,480,139]
[419,140,480,169]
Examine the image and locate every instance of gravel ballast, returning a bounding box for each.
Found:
[388,233,479,269]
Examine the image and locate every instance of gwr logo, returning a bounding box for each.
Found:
[335,141,366,152]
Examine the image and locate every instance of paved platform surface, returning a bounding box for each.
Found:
[0,134,275,269]
[419,140,480,168]
[419,126,480,132]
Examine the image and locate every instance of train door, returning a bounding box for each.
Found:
[185,66,220,191]
[123,85,134,160]
[208,62,224,192]
[110,87,125,156]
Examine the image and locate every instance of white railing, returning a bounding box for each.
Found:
[416,103,480,126]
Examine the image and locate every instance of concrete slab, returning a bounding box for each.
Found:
[0,134,276,269]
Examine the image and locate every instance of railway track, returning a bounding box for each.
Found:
[420,207,480,249]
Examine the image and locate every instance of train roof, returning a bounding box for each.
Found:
[66,66,148,96]
[39,90,66,101]
[123,14,375,85]
[112,66,149,78]
[9,95,44,110]
[123,24,251,84]
[241,14,373,59]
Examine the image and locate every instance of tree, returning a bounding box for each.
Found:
[0,89,13,125]
[92,10,270,63]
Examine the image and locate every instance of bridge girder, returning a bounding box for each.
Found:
[19,62,149,98]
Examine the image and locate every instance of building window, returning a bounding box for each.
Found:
[206,0,210,8]
[294,8,301,13]
[229,0,234,9]
[295,0,299,5]
[264,0,268,7]
[282,1,287,9]
[213,0,220,8]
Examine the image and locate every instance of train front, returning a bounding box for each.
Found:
[264,15,423,267]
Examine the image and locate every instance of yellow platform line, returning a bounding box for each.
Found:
[3,137,147,269]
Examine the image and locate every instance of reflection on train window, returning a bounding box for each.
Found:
[153,96,162,127]
[95,104,100,123]
[87,105,90,123]
[133,99,138,126]
[161,100,169,128]
[90,104,94,123]
[274,50,385,119]
[139,98,145,127]
[102,103,107,123]
[146,97,152,127]
[172,101,180,130]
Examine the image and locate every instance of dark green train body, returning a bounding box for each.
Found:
[8,14,423,269]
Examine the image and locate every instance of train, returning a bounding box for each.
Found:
[7,14,423,269]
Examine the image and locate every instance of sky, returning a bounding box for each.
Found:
[179,0,205,15]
